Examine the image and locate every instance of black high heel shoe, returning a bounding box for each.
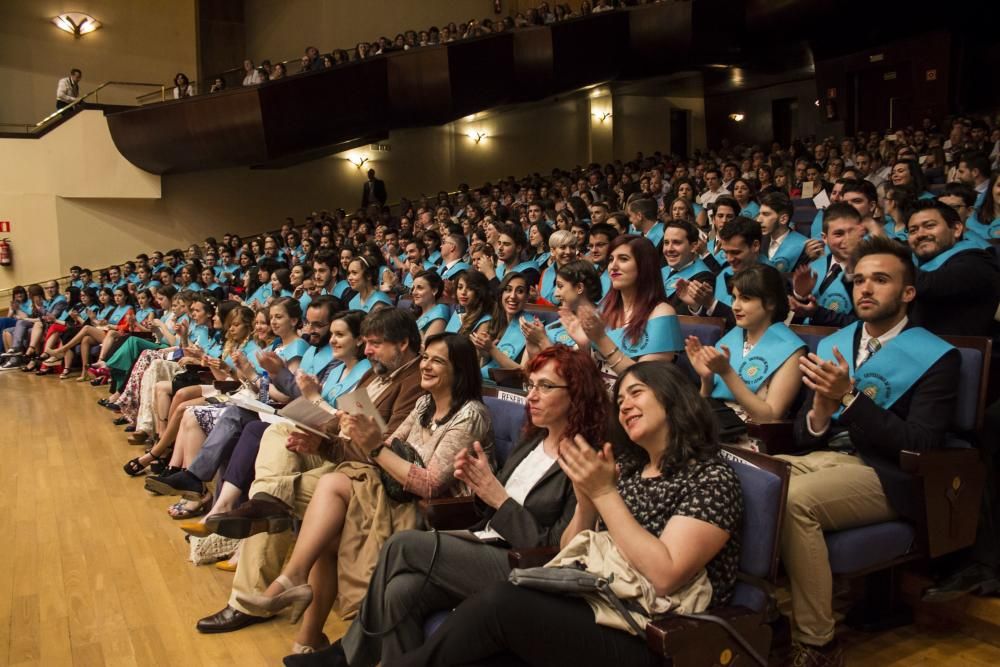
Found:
[113,416,130,426]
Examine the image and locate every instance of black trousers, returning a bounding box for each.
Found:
[383,581,659,667]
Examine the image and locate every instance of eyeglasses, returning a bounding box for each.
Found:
[523,380,569,395]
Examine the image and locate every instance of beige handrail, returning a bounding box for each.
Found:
[35,80,165,128]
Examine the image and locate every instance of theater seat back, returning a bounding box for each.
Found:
[484,396,527,468]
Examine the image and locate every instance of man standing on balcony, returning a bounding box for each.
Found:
[362,169,388,209]
[56,68,82,110]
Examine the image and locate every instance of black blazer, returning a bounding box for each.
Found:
[911,248,1000,337]
[669,268,717,315]
[795,255,858,328]
[792,323,962,520]
[361,178,388,208]
[467,433,576,549]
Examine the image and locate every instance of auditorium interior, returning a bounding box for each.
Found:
[2,1,1000,665]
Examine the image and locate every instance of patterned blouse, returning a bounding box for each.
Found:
[389,395,494,499]
[604,454,743,606]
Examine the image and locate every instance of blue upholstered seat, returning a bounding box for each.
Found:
[825,522,916,575]
[677,318,725,384]
[484,396,527,469]
[951,346,982,433]
[721,450,786,612]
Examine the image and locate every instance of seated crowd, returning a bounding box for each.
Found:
[3,110,1000,667]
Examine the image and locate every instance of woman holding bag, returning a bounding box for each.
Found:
[382,362,743,667]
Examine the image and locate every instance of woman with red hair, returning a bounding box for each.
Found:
[559,234,682,375]
[283,345,610,667]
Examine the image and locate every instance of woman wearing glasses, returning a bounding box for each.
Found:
[283,346,610,667]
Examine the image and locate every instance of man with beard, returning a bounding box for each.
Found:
[780,236,960,667]
[907,200,1000,337]
[195,308,425,634]
[144,298,339,498]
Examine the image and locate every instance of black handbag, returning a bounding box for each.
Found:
[380,437,425,503]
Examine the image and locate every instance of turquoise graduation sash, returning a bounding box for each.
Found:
[599,269,611,298]
[445,309,491,334]
[248,284,273,307]
[135,308,156,324]
[97,305,115,321]
[643,222,665,248]
[441,261,471,280]
[417,303,451,332]
[428,250,442,265]
[403,260,435,287]
[662,258,712,297]
[539,267,558,303]
[710,323,806,401]
[321,358,372,404]
[810,209,824,239]
[535,251,551,266]
[762,230,808,272]
[604,315,683,358]
[882,216,909,243]
[711,243,727,267]
[740,201,760,220]
[276,337,310,363]
[497,260,538,281]
[349,290,393,312]
[545,320,578,348]
[966,214,1000,243]
[808,255,853,315]
[241,339,278,373]
[818,323,953,415]
[916,240,980,272]
[482,315,527,378]
[300,342,334,376]
[189,323,213,349]
[715,267,734,307]
[332,280,350,299]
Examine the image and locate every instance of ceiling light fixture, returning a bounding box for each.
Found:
[52,12,102,38]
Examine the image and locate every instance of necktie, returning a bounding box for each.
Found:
[860,337,881,366]
[818,263,842,294]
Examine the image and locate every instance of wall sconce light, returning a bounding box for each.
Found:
[592,111,612,123]
[814,99,821,107]
[728,113,745,122]
[52,12,102,38]
[347,155,369,169]
[466,130,487,143]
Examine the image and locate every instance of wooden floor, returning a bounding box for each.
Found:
[2,371,1000,666]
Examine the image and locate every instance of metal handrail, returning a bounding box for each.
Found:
[34,80,165,128]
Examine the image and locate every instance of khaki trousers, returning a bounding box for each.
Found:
[776,450,896,646]
[229,421,337,615]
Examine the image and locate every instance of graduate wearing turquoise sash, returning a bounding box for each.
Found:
[761,229,808,272]
[714,266,735,307]
[349,290,393,312]
[818,323,953,416]
[320,358,371,404]
[709,323,806,402]
[416,303,451,334]
[481,315,528,378]
[662,258,712,298]
[603,315,683,359]
[440,261,471,280]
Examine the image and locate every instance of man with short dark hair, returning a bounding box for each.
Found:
[361,169,388,208]
[56,68,82,110]
[956,152,991,208]
[678,216,761,325]
[702,196,739,273]
[781,235,961,666]
[758,192,809,272]
[195,309,425,634]
[907,200,1000,336]
[626,197,664,248]
[661,220,713,313]
[588,222,616,297]
[438,233,471,280]
[401,239,434,289]
[698,167,728,206]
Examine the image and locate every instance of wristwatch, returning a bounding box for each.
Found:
[369,444,385,464]
[840,389,858,410]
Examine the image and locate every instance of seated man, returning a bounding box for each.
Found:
[195,308,425,634]
[781,235,961,666]
[758,191,811,272]
[908,199,1000,337]
[660,219,714,314]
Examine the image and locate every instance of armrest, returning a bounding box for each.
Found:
[645,606,771,667]
[422,497,481,530]
[507,546,559,569]
[899,448,986,558]
[746,420,796,455]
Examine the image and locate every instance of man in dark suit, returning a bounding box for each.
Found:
[908,199,1000,337]
[362,169,388,209]
[779,236,961,667]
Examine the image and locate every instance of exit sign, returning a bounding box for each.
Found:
[0,221,9,233]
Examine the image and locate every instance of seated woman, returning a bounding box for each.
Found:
[732,177,760,219]
[409,270,449,340]
[230,333,493,654]
[347,257,394,312]
[294,345,611,667]
[200,266,226,301]
[173,309,368,521]
[89,287,160,370]
[266,268,296,307]
[881,184,916,243]
[243,262,278,309]
[559,235,682,375]
[890,158,935,200]
[123,305,258,478]
[178,262,204,292]
[685,265,806,427]
[527,221,553,268]
[33,286,85,377]
[475,271,530,378]
[536,230,579,305]
[102,286,184,407]
[521,259,604,361]
[41,286,134,381]
[378,361,743,667]
[444,269,493,336]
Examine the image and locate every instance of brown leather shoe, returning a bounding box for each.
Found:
[785,640,844,667]
[208,497,294,539]
[196,604,270,634]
